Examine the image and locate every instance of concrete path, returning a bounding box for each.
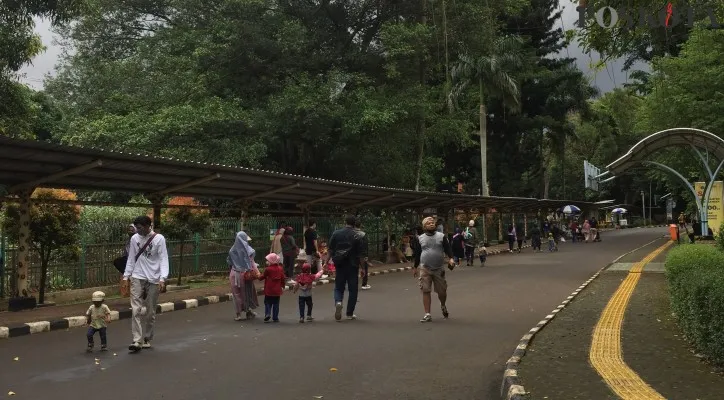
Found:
[0,228,665,400]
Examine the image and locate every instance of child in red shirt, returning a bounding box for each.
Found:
[259,253,286,322]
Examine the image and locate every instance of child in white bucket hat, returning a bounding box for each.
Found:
[86,291,111,352]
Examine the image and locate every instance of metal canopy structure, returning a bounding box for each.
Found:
[599,128,724,235]
[606,128,724,176]
[0,136,592,211]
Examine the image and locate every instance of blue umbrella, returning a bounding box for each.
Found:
[611,208,627,214]
[562,205,581,214]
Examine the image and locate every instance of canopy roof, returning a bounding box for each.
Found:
[0,136,594,211]
[606,128,724,176]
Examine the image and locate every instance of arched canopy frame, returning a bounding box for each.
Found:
[603,128,724,235]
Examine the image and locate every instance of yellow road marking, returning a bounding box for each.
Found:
[589,240,673,400]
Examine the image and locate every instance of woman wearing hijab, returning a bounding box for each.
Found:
[228,231,260,321]
[451,228,466,264]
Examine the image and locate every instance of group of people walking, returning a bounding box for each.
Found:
[93,213,501,354]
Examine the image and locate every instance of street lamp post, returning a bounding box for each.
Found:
[641,190,646,226]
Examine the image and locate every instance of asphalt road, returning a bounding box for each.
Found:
[0,227,667,400]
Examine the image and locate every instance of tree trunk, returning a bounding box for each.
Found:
[176,241,185,286]
[479,78,488,196]
[414,122,426,191]
[543,167,551,199]
[442,0,451,113]
[414,0,428,191]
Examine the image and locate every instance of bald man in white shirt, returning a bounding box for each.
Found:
[122,215,169,352]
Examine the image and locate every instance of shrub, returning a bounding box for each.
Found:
[716,222,724,251]
[665,244,724,364]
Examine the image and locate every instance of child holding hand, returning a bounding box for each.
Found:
[293,263,324,323]
[86,291,111,352]
[259,253,286,323]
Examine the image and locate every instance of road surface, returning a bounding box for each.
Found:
[0,227,666,400]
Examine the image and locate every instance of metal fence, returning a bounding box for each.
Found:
[0,212,549,297]
[0,215,400,296]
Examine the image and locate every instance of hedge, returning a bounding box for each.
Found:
[665,244,724,365]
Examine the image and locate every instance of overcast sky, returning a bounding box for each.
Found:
[18,1,646,93]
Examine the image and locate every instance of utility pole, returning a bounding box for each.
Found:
[641,190,646,225]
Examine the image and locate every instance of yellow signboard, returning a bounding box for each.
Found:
[695,181,724,234]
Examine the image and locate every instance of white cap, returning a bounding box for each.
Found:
[92,291,105,302]
[469,220,475,227]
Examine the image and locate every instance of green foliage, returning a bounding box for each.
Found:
[0,0,84,130]
[162,197,211,285]
[716,223,724,251]
[572,0,724,69]
[2,188,81,302]
[665,244,724,366]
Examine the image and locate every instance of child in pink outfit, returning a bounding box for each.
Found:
[292,263,324,323]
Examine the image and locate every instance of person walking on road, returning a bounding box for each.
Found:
[122,216,169,353]
[413,217,455,323]
[464,220,478,266]
[516,222,525,252]
[355,219,371,290]
[304,220,323,275]
[260,253,286,323]
[328,215,363,321]
[228,231,259,321]
[451,228,466,265]
[281,227,299,283]
[507,225,516,252]
[530,223,542,252]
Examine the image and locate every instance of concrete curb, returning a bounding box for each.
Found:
[1,246,527,340]
[498,235,667,400]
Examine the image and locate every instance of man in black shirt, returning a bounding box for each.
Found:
[355,219,370,290]
[328,215,363,321]
[304,219,322,274]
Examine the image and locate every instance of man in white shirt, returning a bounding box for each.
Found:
[122,216,169,352]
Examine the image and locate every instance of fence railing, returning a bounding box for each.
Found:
[0,213,554,297]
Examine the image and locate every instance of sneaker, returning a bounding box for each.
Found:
[441,305,449,319]
[264,315,271,322]
[86,344,93,353]
[142,339,152,349]
[321,274,329,279]
[361,285,371,290]
[272,319,279,323]
[420,313,432,323]
[346,315,357,320]
[100,345,108,352]
[334,302,343,321]
[306,316,314,321]
[246,311,257,319]
[299,317,305,323]
[128,342,142,352]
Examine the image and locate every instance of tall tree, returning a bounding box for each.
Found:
[450,35,525,196]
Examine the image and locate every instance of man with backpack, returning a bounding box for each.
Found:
[328,215,364,321]
[121,216,169,353]
[463,220,478,266]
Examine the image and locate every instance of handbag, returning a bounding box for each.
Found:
[113,255,128,274]
[243,269,259,281]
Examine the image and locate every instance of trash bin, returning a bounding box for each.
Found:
[669,224,679,241]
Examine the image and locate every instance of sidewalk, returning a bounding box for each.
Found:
[513,240,724,400]
[0,241,521,339]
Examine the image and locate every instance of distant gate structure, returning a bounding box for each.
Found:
[596,128,724,236]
